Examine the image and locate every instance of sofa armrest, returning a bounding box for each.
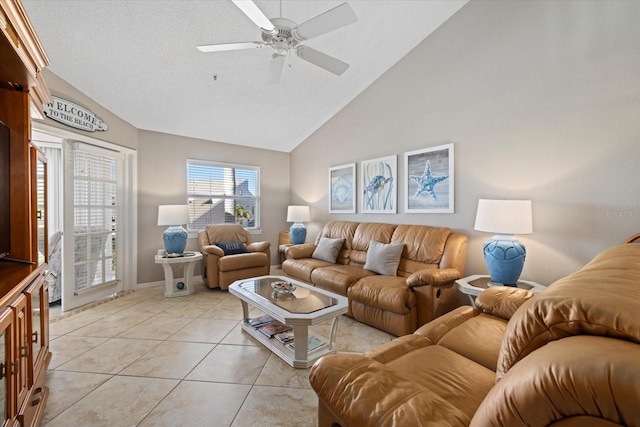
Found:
[406,267,461,288]
[285,244,316,259]
[471,335,640,427]
[475,286,535,321]
[310,354,470,427]
[246,241,270,253]
[201,244,224,257]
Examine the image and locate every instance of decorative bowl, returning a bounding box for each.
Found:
[271,281,296,294]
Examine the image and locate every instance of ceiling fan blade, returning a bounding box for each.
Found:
[266,54,285,84]
[296,46,349,76]
[196,41,266,52]
[232,0,277,34]
[292,2,357,41]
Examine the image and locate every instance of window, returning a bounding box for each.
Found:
[187,159,260,231]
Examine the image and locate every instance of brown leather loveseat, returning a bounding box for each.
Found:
[309,242,640,426]
[282,221,468,336]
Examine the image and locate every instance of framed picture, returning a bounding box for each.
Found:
[329,163,356,213]
[404,143,454,213]
[361,155,397,214]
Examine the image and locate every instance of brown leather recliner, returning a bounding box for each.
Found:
[198,224,271,290]
[310,242,640,426]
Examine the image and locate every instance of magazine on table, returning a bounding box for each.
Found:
[287,335,327,353]
[246,314,276,328]
[275,331,295,344]
[258,322,292,338]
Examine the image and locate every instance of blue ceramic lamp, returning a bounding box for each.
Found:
[474,199,533,286]
[157,205,190,255]
[287,205,310,245]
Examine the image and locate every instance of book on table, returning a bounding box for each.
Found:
[247,314,275,328]
[275,331,295,344]
[258,322,292,338]
[287,335,327,353]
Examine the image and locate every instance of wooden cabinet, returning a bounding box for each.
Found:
[0,265,49,427]
[1,1,52,426]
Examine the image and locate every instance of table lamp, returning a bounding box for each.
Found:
[474,199,533,285]
[287,205,310,245]
[157,205,190,255]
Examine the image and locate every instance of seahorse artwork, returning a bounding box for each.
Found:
[409,160,449,201]
[363,160,394,211]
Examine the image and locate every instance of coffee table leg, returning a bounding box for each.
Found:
[292,324,309,362]
[239,300,250,320]
[329,316,339,351]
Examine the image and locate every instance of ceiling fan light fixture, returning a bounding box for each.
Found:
[266,54,286,84]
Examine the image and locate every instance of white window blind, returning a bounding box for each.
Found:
[70,143,121,292]
[186,159,260,230]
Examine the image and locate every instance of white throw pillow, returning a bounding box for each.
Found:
[311,237,345,263]
[363,240,405,276]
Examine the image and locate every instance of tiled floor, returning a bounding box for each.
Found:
[44,275,395,426]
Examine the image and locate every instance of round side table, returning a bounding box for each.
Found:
[154,251,203,297]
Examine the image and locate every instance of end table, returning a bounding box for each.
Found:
[154,251,203,297]
[456,274,546,307]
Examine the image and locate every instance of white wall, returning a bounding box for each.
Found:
[137,130,290,284]
[290,0,640,285]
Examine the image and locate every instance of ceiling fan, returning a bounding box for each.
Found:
[197,0,357,84]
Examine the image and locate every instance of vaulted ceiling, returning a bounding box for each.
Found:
[23,0,467,152]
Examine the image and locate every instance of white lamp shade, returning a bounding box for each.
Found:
[287,205,310,222]
[158,205,190,226]
[474,199,532,235]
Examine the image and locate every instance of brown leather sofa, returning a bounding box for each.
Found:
[309,242,640,427]
[282,221,468,336]
[198,224,271,290]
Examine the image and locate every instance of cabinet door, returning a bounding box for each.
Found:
[9,294,29,414]
[0,307,15,422]
[25,274,49,382]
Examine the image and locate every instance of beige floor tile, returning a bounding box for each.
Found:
[115,300,178,317]
[49,313,107,336]
[42,370,112,425]
[199,303,245,320]
[231,385,318,427]
[186,344,270,384]
[167,318,239,343]
[48,335,109,369]
[138,380,251,427]
[117,316,192,340]
[220,323,262,346]
[66,313,150,338]
[56,338,161,374]
[154,302,215,319]
[255,353,313,389]
[334,323,394,353]
[43,375,179,427]
[119,341,214,379]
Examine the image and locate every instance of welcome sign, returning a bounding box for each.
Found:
[43,96,109,132]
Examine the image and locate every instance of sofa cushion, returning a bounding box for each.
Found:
[350,223,398,265]
[312,237,345,263]
[218,252,268,271]
[311,264,376,296]
[215,241,248,255]
[364,240,405,276]
[349,276,416,315]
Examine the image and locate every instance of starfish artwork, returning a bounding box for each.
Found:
[410,160,449,201]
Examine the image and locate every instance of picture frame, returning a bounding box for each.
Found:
[404,143,454,213]
[361,155,397,214]
[329,163,356,213]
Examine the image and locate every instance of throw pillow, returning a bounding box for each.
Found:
[312,237,345,263]
[215,241,248,255]
[364,240,405,276]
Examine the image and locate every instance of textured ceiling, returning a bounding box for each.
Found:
[23,0,467,152]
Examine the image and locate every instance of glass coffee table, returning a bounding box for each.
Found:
[228,276,348,368]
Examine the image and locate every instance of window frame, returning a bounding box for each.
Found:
[186,158,261,232]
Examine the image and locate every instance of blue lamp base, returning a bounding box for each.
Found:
[163,226,188,255]
[483,235,526,285]
[290,223,307,245]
